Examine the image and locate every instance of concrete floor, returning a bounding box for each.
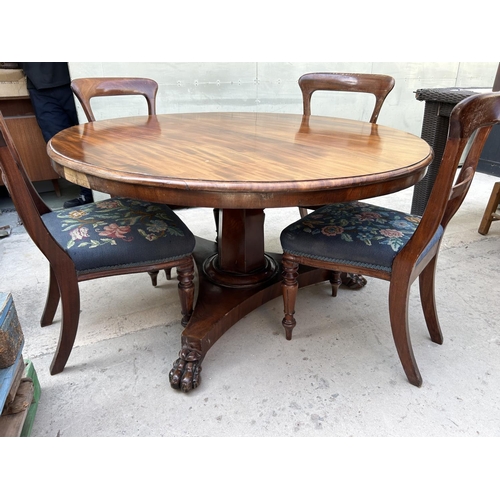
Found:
[1,174,499,437]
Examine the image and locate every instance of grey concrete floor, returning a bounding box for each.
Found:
[1,174,499,437]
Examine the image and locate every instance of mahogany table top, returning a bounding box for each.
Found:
[47,112,433,209]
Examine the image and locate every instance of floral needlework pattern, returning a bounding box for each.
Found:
[280,201,425,271]
[56,198,186,251]
[289,202,421,252]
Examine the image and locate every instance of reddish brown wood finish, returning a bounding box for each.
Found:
[282,92,500,387]
[70,77,158,122]
[71,76,176,283]
[299,72,395,122]
[71,76,207,220]
[298,72,395,217]
[0,112,195,376]
[478,181,500,234]
[297,72,396,290]
[47,111,432,392]
[47,113,430,208]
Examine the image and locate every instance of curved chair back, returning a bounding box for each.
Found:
[399,92,500,265]
[280,91,500,388]
[71,76,194,216]
[1,110,195,376]
[299,72,395,123]
[70,77,158,122]
[0,112,55,249]
[297,72,395,219]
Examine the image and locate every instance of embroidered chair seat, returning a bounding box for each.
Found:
[42,197,195,274]
[281,201,443,273]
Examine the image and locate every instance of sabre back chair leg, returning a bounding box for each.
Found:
[388,277,422,387]
[40,266,61,327]
[49,273,81,375]
[419,256,444,345]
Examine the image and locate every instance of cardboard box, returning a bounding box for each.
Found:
[0,69,29,97]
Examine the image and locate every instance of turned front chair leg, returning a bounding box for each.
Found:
[177,259,195,327]
[148,270,159,287]
[330,270,342,297]
[282,257,299,340]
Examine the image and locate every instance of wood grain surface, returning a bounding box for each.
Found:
[48,112,432,208]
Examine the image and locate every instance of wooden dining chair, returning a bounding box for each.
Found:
[280,92,500,387]
[71,76,202,284]
[297,72,396,291]
[297,72,396,218]
[0,111,196,375]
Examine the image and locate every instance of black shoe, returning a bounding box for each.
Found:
[63,194,93,209]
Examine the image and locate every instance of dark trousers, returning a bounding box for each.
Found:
[29,85,92,198]
[28,84,78,142]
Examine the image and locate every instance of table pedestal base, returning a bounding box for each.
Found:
[202,253,279,289]
[169,237,331,392]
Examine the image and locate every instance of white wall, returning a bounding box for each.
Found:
[68,62,498,137]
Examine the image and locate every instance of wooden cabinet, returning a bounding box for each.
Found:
[0,96,60,191]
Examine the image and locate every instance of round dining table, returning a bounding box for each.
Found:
[47,112,433,392]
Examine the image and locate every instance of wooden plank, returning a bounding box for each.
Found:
[0,379,34,437]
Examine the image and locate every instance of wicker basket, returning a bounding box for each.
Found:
[411,88,482,215]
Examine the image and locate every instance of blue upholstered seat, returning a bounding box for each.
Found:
[42,197,196,274]
[281,201,443,273]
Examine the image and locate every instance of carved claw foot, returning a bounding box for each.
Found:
[169,346,202,392]
[340,272,367,290]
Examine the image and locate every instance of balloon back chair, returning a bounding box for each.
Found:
[0,111,196,375]
[70,76,158,122]
[297,72,396,292]
[297,72,396,218]
[71,76,201,283]
[280,92,500,387]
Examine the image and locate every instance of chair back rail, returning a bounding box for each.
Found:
[299,72,395,122]
[70,77,158,122]
[0,113,59,243]
[399,93,500,264]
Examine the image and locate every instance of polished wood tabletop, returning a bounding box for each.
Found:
[48,112,432,209]
[47,112,433,392]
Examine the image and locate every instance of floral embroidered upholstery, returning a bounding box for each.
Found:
[41,197,196,273]
[281,201,444,272]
